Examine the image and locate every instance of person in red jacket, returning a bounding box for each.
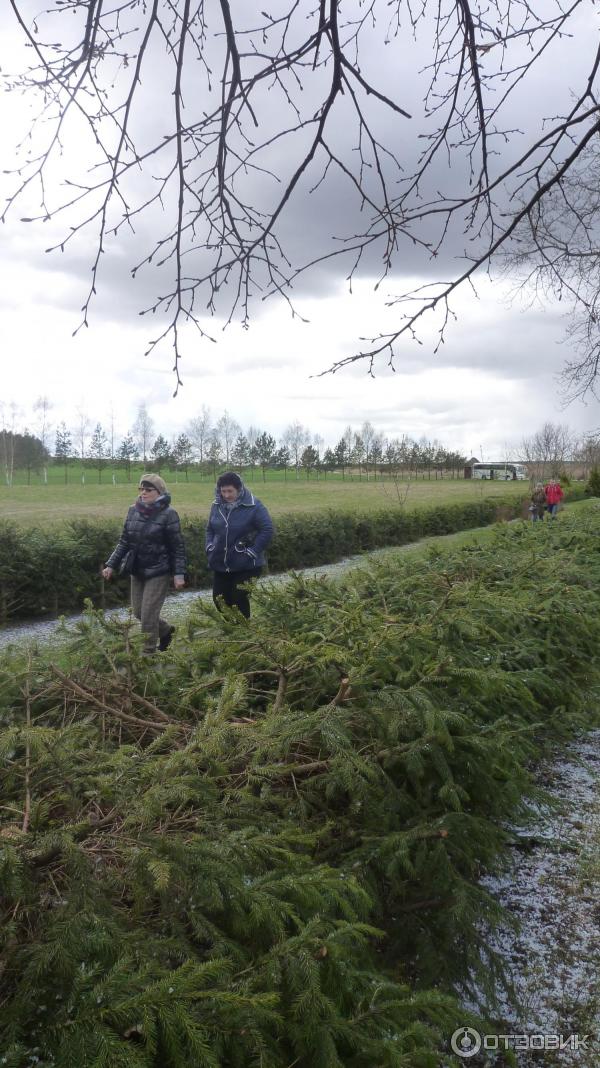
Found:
[544,478,564,518]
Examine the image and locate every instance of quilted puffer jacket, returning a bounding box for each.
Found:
[205,484,274,573]
[106,495,187,579]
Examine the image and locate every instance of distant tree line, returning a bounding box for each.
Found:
[2,398,599,486]
[0,430,50,485]
[2,399,471,485]
[519,422,600,480]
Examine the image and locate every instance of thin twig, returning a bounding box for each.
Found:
[50,667,176,734]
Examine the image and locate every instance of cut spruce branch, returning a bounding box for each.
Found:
[49,666,178,734]
[1,508,600,1064]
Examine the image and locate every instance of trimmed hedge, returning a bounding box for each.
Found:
[0,495,529,623]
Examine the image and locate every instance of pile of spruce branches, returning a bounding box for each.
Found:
[1,506,599,1067]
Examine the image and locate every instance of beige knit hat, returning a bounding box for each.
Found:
[138,473,168,495]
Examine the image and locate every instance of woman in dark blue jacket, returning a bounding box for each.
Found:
[206,472,274,618]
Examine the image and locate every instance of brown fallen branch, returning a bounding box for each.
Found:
[268,760,458,785]
[26,812,122,868]
[283,759,329,777]
[272,670,288,713]
[181,669,280,697]
[50,667,175,734]
[220,759,330,788]
[112,683,172,723]
[329,677,351,707]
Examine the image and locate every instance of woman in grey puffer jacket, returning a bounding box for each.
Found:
[102,474,186,653]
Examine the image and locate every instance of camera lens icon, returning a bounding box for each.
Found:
[451,1027,482,1058]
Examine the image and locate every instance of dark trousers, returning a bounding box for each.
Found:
[212,568,261,619]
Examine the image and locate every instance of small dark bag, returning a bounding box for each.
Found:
[119,548,138,576]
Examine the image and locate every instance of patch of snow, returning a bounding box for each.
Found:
[466,733,600,1066]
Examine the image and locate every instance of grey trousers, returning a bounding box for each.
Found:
[130,574,171,652]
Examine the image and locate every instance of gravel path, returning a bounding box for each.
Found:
[0,544,401,649]
[0,532,456,649]
[465,733,600,1066]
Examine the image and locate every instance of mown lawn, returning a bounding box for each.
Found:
[0,474,528,525]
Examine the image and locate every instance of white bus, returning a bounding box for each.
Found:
[471,462,528,481]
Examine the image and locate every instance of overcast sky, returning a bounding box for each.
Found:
[1,2,599,458]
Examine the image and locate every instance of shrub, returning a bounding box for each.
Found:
[1,510,600,1064]
[585,467,600,498]
[0,496,525,623]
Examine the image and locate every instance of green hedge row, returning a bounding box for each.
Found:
[0,494,535,623]
[1,508,600,1065]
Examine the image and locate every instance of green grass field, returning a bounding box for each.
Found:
[0,473,529,525]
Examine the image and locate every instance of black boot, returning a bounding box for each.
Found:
[158,625,175,652]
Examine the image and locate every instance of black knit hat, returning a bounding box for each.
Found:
[217,471,243,492]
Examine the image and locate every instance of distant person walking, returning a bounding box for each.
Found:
[206,472,273,619]
[544,478,564,519]
[102,474,186,653]
[529,483,547,522]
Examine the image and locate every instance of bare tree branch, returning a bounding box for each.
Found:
[3,1,599,391]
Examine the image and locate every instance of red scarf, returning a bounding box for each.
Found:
[135,497,166,519]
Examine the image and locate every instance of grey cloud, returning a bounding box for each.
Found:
[435,306,571,380]
[2,0,595,401]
